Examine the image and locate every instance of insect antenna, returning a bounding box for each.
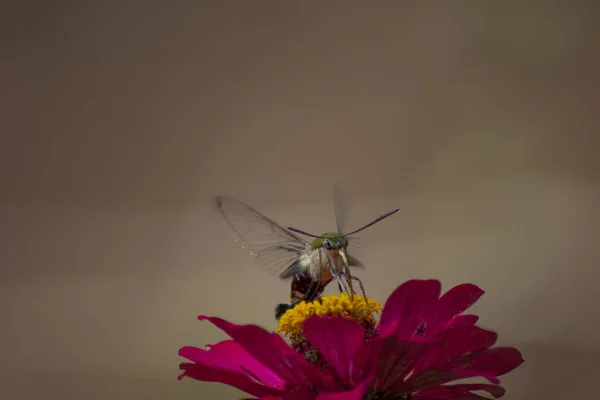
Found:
[287,227,324,239]
[343,208,400,237]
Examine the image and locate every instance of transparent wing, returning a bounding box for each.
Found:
[333,186,352,234]
[214,196,310,278]
[346,235,367,269]
[333,186,367,268]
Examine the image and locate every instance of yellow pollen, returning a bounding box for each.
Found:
[276,293,382,337]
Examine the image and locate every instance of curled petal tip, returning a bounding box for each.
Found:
[177,346,190,357]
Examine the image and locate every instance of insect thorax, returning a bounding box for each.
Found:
[304,247,344,279]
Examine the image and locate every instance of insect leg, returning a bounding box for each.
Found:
[344,264,356,296]
[332,269,350,295]
[345,273,372,316]
[348,274,367,298]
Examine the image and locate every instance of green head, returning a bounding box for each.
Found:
[288,206,399,251]
[310,232,348,251]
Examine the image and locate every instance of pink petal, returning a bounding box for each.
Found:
[373,337,426,392]
[407,339,447,379]
[198,316,315,389]
[421,397,490,400]
[242,398,279,400]
[270,329,332,391]
[448,347,524,379]
[349,336,386,383]
[414,394,496,400]
[408,327,497,379]
[420,326,498,373]
[445,314,479,329]
[398,368,505,395]
[395,370,464,394]
[302,316,365,386]
[178,340,284,388]
[416,383,506,398]
[178,363,282,398]
[316,379,372,400]
[241,398,279,400]
[250,394,315,400]
[440,326,498,355]
[378,280,441,339]
[425,284,485,337]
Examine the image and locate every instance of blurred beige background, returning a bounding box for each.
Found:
[1,1,600,399]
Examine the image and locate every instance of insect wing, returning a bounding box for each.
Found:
[333,185,351,234]
[214,196,310,278]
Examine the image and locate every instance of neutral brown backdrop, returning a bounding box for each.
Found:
[1,1,599,399]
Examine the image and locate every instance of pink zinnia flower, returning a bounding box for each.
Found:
[178,280,524,399]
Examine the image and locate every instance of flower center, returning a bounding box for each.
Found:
[277,293,382,373]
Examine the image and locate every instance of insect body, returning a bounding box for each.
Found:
[275,270,334,320]
[214,189,398,319]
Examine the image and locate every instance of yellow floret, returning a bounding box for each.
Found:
[276,293,382,336]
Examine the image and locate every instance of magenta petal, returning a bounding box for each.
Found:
[198,316,313,389]
[179,340,284,388]
[414,396,491,400]
[407,339,447,379]
[420,326,498,373]
[397,370,467,394]
[350,336,386,383]
[270,329,332,390]
[399,369,497,395]
[425,284,484,337]
[241,398,278,400]
[316,379,372,400]
[303,316,365,386]
[379,280,441,339]
[449,347,524,379]
[250,394,315,400]
[410,326,496,378]
[419,383,506,398]
[178,363,282,398]
[445,314,479,329]
[415,383,505,399]
[373,337,426,392]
